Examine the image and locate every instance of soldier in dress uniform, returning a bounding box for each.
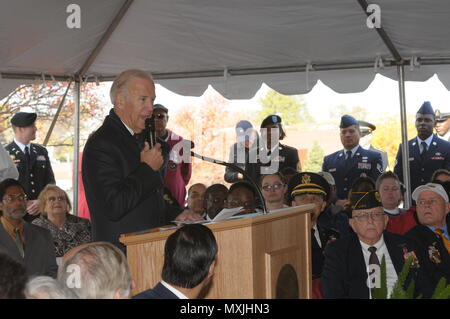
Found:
[434,109,450,142]
[394,102,450,197]
[358,120,389,171]
[5,112,55,221]
[259,115,300,176]
[322,115,383,206]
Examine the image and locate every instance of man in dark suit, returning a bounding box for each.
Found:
[322,115,383,205]
[134,224,217,299]
[259,115,300,175]
[0,178,57,278]
[288,172,340,298]
[394,101,450,196]
[5,112,55,221]
[322,190,431,299]
[82,69,201,250]
[405,183,450,286]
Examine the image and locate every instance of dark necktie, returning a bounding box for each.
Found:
[14,228,25,258]
[368,246,380,296]
[434,229,450,254]
[24,146,31,170]
[420,141,427,158]
[346,150,352,160]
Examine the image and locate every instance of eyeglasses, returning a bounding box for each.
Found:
[262,183,284,191]
[352,212,385,222]
[227,200,254,209]
[2,194,27,203]
[155,113,167,119]
[47,196,66,202]
[417,199,440,206]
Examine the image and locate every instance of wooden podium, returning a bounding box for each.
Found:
[120,204,314,299]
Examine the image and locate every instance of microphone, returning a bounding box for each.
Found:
[144,116,156,148]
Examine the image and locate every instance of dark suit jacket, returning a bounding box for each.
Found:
[322,146,383,200]
[82,109,182,249]
[0,222,57,278]
[133,282,179,299]
[312,225,340,279]
[322,231,431,299]
[405,222,450,285]
[370,145,389,171]
[394,135,450,193]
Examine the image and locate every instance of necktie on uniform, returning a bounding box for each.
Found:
[420,141,427,158]
[434,228,450,254]
[346,150,352,160]
[24,146,31,170]
[14,228,25,258]
[368,246,380,296]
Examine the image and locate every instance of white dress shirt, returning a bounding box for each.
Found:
[384,207,400,216]
[312,224,322,248]
[360,235,398,298]
[161,280,189,299]
[416,135,433,153]
[13,138,31,153]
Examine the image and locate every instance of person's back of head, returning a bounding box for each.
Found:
[0,252,27,299]
[25,276,79,299]
[162,224,217,293]
[58,242,132,299]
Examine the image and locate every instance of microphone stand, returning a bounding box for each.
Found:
[190,151,268,214]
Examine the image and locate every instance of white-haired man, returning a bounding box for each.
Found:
[82,69,201,250]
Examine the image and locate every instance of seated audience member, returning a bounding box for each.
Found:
[0,179,57,277]
[25,276,78,299]
[289,172,340,298]
[32,185,91,257]
[134,224,217,299]
[405,183,450,285]
[317,171,350,236]
[226,181,258,215]
[431,168,450,183]
[322,190,431,299]
[58,242,133,299]
[186,183,207,218]
[0,252,27,299]
[376,171,417,235]
[261,172,288,211]
[205,184,228,220]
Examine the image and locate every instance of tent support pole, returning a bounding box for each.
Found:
[397,64,411,208]
[73,80,81,216]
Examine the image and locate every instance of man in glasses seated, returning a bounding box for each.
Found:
[226,182,259,215]
[260,172,288,211]
[405,183,450,287]
[322,190,432,299]
[205,184,228,220]
[0,178,57,278]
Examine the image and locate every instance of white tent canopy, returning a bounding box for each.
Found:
[2,0,450,210]
[2,0,450,99]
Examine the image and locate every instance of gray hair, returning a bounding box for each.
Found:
[25,276,79,299]
[110,69,153,105]
[57,242,132,299]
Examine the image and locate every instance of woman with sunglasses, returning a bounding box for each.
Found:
[32,184,91,257]
[260,172,288,211]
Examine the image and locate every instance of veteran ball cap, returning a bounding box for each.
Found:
[417,101,434,116]
[412,183,449,203]
[289,172,331,201]
[434,109,450,122]
[10,112,37,127]
[153,103,168,113]
[261,114,282,128]
[340,114,358,129]
[350,190,382,211]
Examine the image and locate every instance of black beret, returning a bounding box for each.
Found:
[348,190,382,214]
[261,115,282,128]
[417,101,434,116]
[358,120,376,134]
[340,115,358,129]
[288,172,330,201]
[153,104,168,113]
[434,109,450,122]
[10,112,37,127]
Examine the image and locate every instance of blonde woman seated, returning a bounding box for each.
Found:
[32,185,91,257]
